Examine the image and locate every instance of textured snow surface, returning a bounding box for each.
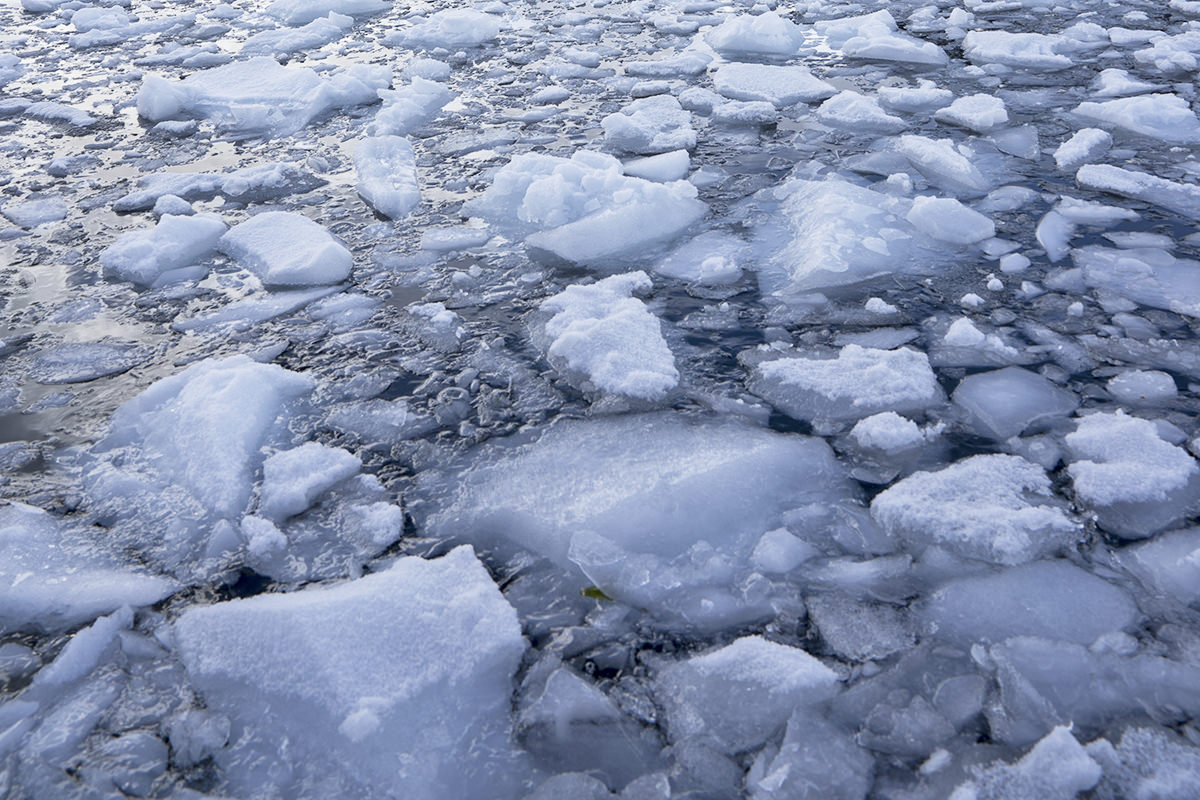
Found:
[7,0,1200,796]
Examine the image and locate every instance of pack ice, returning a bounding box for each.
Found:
[8,0,1200,796]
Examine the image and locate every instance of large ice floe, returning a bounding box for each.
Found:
[8,0,1200,797]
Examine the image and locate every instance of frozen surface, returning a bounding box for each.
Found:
[137,57,389,138]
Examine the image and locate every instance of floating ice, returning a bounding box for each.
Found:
[84,356,314,578]
[240,12,354,56]
[112,162,324,212]
[952,367,1078,440]
[258,442,361,521]
[1076,164,1200,220]
[922,560,1137,646]
[1053,128,1112,171]
[954,726,1101,799]
[1073,93,1200,144]
[601,95,696,155]
[652,231,745,285]
[354,136,420,219]
[174,546,527,800]
[704,12,806,59]
[266,0,388,26]
[100,214,226,287]
[817,91,906,134]
[534,272,678,401]
[418,413,857,628]
[1065,411,1200,538]
[0,502,175,634]
[218,211,352,287]
[29,343,150,384]
[934,94,1008,133]
[962,31,1073,71]
[895,135,990,197]
[461,150,706,266]
[871,454,1077,565]
[389,8,501,49]
[655,636,839,754]
[749,345,943,422]
[368,76,453,136]
[905,196,995,245]
[622,150,690,182]
[815,10,947,66]
[1073,246,1200,319]
[136,57,390,138]
[753,177,959,295]
[711,64,834,107]
[0,198,67,228]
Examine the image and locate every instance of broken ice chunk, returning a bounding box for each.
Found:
[174,546,527,800]
[389,8,501,49]
[953,726,1101,799]
[1065,411,1200,539]
[817,91,907,134]
[1073,94,1200,144]
[748,345,943,423]
[921,560,1137,647]
[951,367,1078,440]
[136,57,389,139]
[462,151,706,266]
[258,442,361,521]
[653,231,745,285]
[962,31,1073,71]
[353,136,420,220]
[0,503,176,634]
[601,95,696,155]
[219,211,351,287]
[0,198,68,228]
[711,63,834,107]
[100,214,226,287]
[1106,369,1177,405]
[655,636,839,753]
[1119,527,1200,606]
[418,413,857,628]
[871,454,1078,565]
[934,94,1008,133]
[1053,128,1112,171]
[1072,246,1200,319]
[265,0,387,26]
[747,712,873,800]
[534,272,678,401]
[368,77,454,137]
[1076,164,1200,220]
[905,196,995,245]
[704,12,806,59]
